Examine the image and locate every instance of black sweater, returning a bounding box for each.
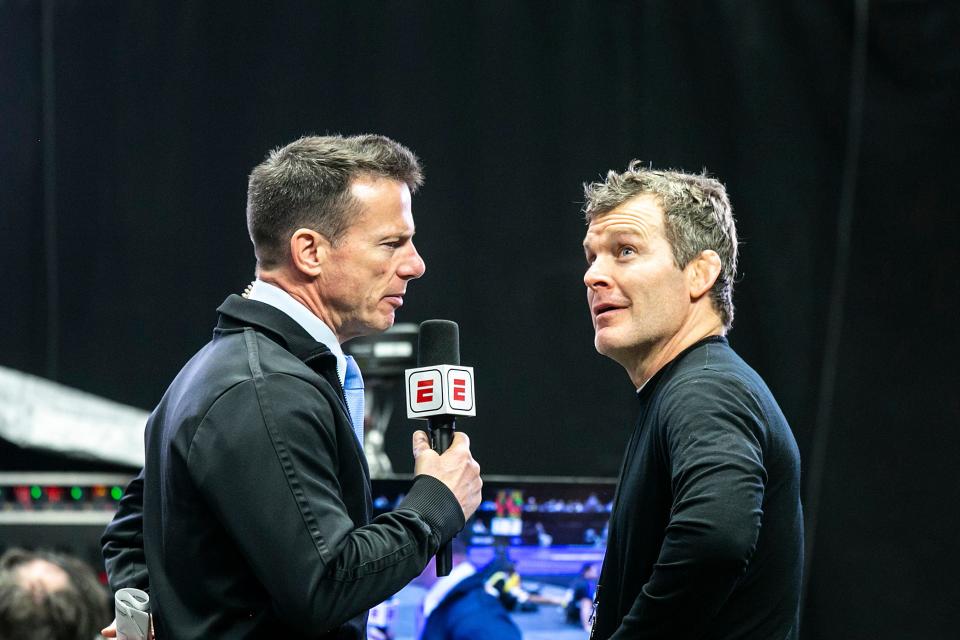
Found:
[592,336,803,639]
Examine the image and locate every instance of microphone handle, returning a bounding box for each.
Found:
[428,416,456,576]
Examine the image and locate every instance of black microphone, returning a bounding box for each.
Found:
[419,319,460,459]
[406,319,475,576]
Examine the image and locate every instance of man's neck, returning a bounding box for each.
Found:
[257,269,341,342]
[626,312,725,389]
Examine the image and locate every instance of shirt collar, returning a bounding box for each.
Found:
[246,279,347,384]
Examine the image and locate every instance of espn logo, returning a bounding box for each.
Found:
[405,365,476,418]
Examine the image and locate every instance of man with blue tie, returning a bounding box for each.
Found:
[100,134,483,639]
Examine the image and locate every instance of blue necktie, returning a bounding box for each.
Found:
[343,355,365,446]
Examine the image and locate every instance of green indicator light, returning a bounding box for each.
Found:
[111,486,123,501]
[30,486,43,500]
[71,487,83,501]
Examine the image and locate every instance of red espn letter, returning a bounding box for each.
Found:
[453,378,466,402]
[416,379,434,403]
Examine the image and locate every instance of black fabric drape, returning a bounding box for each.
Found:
[2,2,957,637]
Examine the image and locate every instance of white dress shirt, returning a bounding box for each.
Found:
[244,279,347,386]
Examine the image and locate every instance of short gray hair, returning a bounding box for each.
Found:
[246,134,424,269]
[583,161,739,329]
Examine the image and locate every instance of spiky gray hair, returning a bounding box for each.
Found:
[583,161,739,329]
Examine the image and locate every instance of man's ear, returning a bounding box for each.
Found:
[289,228,330,277]
[686,249,722,299]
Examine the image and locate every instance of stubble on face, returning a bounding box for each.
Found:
[317,177,424,342]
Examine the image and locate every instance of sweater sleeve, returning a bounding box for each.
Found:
[610,372,766,639]
[187,373,464,636]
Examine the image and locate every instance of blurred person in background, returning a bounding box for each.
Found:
[563,562,599,631]
[366,597,399,640]
[415,539,522,640]
[0,547,111,640]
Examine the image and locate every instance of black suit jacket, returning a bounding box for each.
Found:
[102,295,463,639]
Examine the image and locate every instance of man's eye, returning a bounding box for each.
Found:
[618,246,636,257]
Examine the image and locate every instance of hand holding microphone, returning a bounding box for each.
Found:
[412,430,482,521]
[406,320,482,575]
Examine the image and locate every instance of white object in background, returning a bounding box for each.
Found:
[115,588,151,640]
[0,365,147,467]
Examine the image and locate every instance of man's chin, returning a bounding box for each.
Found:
[342,315,394,341]
[368,314,395,334]
[594,329,620,356]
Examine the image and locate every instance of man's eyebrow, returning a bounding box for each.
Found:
[583,229,644,247]
[609,228,645,239]
[381,227,415,239]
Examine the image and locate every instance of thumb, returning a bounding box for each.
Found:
[412,430,435,458]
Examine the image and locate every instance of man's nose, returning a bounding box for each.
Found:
[399,243,426,280]
[584,259,610,290]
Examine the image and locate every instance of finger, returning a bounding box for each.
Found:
[449,431,471,449]
[412,430,432,456]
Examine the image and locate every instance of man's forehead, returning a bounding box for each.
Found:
[345,175,415,236]
[349,175,411,202]
[584,194,664,242]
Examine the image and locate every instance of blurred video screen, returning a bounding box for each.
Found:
[369,476,614,640]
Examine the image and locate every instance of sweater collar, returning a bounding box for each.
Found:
[636,334,728,402]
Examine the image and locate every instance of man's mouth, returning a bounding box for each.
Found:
[593,302,625,318]
[383,294,404,308]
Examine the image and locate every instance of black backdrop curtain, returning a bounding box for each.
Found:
[2,1,958,637]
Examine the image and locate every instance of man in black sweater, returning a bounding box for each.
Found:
[581,163,803,639]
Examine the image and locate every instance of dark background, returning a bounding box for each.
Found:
[2,1,958,637]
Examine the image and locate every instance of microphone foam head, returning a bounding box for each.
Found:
[418,320,460,366]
